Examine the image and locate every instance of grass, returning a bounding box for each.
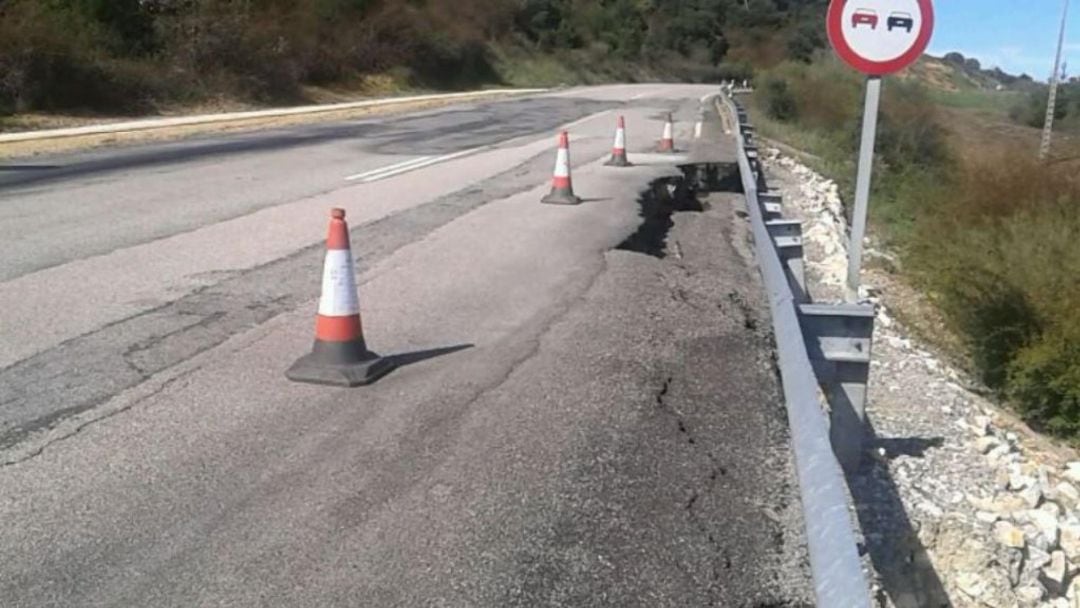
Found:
[927,88,1022,115]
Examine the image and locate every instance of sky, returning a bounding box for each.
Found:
[926,0,1077,79]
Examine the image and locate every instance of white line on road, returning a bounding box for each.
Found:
[345,147,486,183]
[560,110,613,131]
[630,92,650,100]
[345,156,435,182]
[347,104,621,184]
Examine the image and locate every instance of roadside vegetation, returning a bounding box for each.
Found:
[0,0,827,121]
[753,56,1080,439]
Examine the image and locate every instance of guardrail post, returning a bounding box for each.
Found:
[798,303,875,472]
[765,219,808,302]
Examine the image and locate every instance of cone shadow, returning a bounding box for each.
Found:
[384,344,474,369]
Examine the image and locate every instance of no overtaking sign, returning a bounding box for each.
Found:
[826,0,934,301]
[828,0,934,75]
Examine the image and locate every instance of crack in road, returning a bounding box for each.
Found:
[652,373,733,605]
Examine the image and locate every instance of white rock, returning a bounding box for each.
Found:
[1020,509,1060,549]
[1015,583,1044,606]
[1021,484,1044,509]
[1062,523,1080,562]
[1029,545,1054,571]
[974,415,993,435]
[987,493,1030,515]
[976,510,1000,524]
[987,444,1015,468]
[1011,473,1036,491]
[1042,550,1069,595]
[1042,501,1064,518]
[994,520,1027,548]
[1059,482,1080,505]
[1064,462,1080,484]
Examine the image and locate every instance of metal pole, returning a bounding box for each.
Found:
[1040,0,1070,161]
[845,76,882,302]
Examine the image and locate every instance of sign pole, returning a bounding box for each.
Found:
[845,76,882,302]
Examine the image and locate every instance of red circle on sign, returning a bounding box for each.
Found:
[827,0,934,75]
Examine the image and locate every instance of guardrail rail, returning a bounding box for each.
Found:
[716,91,872,608]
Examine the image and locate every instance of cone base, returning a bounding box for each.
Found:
[604,154,632,167]
[541,188,582,205]
[657,142,675,153]
[285,340,396,387]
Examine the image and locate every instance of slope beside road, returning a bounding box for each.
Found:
[0,85,814,606]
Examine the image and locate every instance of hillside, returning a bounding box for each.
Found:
[0,0,828,122]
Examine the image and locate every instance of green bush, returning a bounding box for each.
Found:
[912,154,1080,437]
[760,75,798,120]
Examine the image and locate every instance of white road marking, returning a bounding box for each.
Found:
[345,156,435,182]
[345,147,486,183]
[560,110,613,131]
[630,92,650,100]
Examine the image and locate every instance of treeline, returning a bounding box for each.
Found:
[0,0,827,116]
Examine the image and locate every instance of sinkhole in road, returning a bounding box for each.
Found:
[616,162,742,258]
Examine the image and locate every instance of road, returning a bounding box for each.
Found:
[0,84,813,606]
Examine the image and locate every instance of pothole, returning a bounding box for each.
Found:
[616,162,742,259]
[617,175,703,258]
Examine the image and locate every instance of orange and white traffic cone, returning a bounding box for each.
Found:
[604,116,631,167]
[285,208,395,386]
[658,113,675,152]
[541,131,582,205]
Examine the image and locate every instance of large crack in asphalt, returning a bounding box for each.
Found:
[652,373,732,604]
[0,146,597,455]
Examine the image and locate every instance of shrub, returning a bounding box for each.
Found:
[912,152,1080,436]
[760,75,798,120]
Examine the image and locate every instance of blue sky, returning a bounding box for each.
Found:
[926,0,1077,79]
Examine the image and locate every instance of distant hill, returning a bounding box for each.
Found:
[905,52,1038,93]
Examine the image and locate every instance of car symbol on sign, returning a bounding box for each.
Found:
[887,11,914,33]
[852,9,878,29]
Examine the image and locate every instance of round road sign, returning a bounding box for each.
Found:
[827,0,934,75]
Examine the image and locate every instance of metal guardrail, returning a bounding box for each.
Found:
[717,92,872,608]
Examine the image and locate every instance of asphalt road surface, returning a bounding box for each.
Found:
[0,85,814,606]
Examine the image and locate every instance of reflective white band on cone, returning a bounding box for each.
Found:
[554,148,570,177]
[318,249,361,317]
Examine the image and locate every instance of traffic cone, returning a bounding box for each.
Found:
[658,113,675,152]
[604,116,631,167]
[541,131,582,205]
[694,108,705,140]
[285,208,395,387]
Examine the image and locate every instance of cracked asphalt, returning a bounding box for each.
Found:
[0,84,812,606]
